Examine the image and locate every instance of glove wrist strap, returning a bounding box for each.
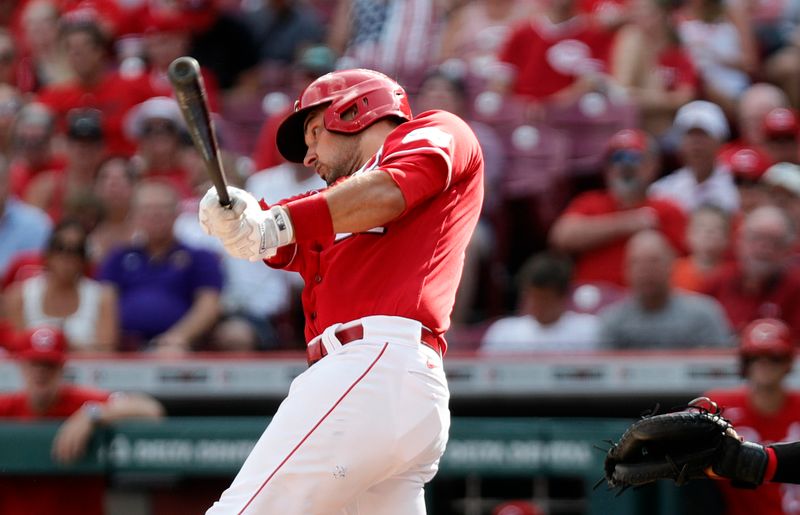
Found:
[285,193,334,245]
[268,205,294,247]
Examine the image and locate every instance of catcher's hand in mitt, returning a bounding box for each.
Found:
[603,397,769,491]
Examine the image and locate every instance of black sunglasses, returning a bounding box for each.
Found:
[48,241,86,257]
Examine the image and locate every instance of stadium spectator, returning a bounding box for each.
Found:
[729,147,772,214]
[0,155,51,278]
[124,96,193,199]
[329,0,439,92]
[88,156,137,265]
[599,230,732,349]
[493,500,544,515]
[491,0,608,110]
[705,318,800,515]
[0,84,23,154]
[675,0,755,116]
[36,18,155,155]
[141,9,221,113]
[719,83,790,163]
[550,129,686,286]
[762,108,799,165]
[18,0,73,92]
[4,219,118,352]
[7,102,64,199]
[0,325,164,515]
[24,108,106,222]
[672,204,732,293]
[480,252,600,353]
[0,28,22,89]
[703,206,800,334]
[436,0,533,77]
[753,0,800,108]
[762,162,800,229]
[243,0,325,68]
[610,0,698,138]
[99,181,223,353]
[649,100,739,213]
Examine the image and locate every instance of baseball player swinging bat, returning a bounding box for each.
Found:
[167,56,230,207]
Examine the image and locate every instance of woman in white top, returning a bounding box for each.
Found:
[5,219,118,352]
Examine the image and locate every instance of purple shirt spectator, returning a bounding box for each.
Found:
[99,242,223,350]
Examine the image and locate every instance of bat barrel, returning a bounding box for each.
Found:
[168,57,201,87]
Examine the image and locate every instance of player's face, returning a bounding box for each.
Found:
[746,355,792,388]
[21,361,63,406]
[303,109,362,186]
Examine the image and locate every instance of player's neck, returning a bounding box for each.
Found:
[359,120,399,165]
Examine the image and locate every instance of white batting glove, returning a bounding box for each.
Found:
[198,186,294,261]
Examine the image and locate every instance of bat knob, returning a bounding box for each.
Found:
[168,57,200,85]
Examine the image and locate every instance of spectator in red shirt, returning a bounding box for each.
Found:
[17,0,74,92]
[705,318,800,515]
[124,96,193,199]
[550,128,687,286]
[0,325,164,515]
[24,108,107,222]
[493,0,609,111]
[703,205,800,334]
[36,18,155,156]
[762,108,800,165]
[610,0,698,138]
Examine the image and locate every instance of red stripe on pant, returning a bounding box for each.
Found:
[238,342,390,514]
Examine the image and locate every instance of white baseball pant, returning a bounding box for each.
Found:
[206,315,451,514]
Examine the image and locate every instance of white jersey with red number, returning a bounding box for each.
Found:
[267,110,485,351]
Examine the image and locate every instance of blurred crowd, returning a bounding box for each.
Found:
[0,0,797,357]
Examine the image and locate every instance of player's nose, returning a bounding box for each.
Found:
[303,148,317,168]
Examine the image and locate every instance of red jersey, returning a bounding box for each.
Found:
[702,265,800,334]
[8,155,67,199]
[37,71,156,156]
[267,110,484,351]
[562,191,687,286]
[498,16,607,100]
[0,385,110,515]
[705,387,800,515]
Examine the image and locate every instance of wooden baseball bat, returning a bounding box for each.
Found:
[167,56,231,207]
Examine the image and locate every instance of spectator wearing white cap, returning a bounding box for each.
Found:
[124,96,192,199]
[649,100,739,213]
[762,162,800,225]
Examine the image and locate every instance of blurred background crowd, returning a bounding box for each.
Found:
[0,0,798,357]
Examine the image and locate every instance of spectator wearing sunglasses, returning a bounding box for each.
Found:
[4,219,118,353]
[551,129,687,287]
[124,96,193,199]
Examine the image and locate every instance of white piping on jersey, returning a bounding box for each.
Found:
[334,226,387,242]
[381,147,453,190]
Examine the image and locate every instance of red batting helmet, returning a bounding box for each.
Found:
[276,69,413,163]
[493,500,544,515]
[740,318,795,358]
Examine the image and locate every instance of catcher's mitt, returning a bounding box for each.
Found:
[603,397,769,491]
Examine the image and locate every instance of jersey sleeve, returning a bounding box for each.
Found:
[380,111,483,215]
[258,191,322,273]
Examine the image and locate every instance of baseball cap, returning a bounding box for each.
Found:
[740,318,794,358]
[67,108,104,141]
[674,100,730,141]
[14,327,68,364]
[607,129,648,154]
[729,148,770,181]
[763,108,799,139]
[124,96,185,140]
[762,162,800,197]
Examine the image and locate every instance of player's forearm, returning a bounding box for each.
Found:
[770,442,800,484]
[323,170,406,234]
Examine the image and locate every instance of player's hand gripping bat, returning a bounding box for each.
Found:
[168,56,230,207]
